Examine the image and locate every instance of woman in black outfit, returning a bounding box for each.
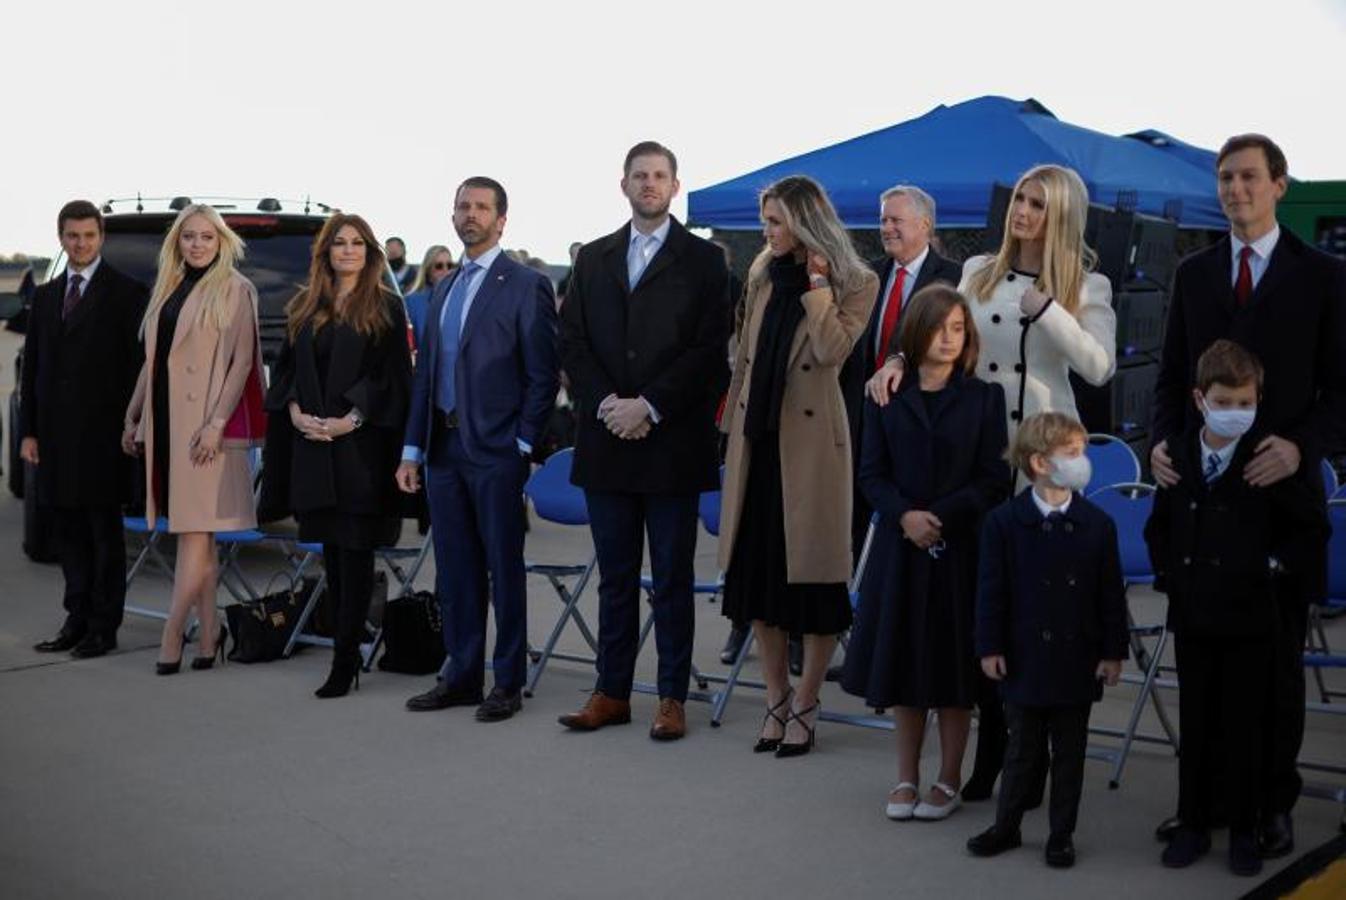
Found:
[263,213,412,698]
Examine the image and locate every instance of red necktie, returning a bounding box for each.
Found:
[62,273,84,320]
[1234,246,1253,307]
[874,267,907,371]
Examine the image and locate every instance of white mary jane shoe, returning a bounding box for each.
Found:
[885,782,919,821]
[912,782,962,821]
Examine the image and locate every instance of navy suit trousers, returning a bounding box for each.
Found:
[584,490,699,702]
[427,427,530,693]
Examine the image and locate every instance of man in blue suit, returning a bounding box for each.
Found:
[397,176,559,722]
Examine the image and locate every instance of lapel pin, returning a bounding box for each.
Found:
[497,275,505,281]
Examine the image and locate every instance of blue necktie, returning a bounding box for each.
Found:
[1204,453,1221,484]
[435,262,479,415]
[628,234,654,287]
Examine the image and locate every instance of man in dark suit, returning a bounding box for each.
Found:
[23,200,148,658]
[397,177,559,722]
[558,141,730,740]
[1151,134,1346,857]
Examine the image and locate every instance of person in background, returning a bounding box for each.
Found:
[842,286,1007,814]
[718,175,878,757]
[1149,133,1346,858]
[967,412,1126,868]
[558,141,729,741]
[556,240,584,304]
[404,244,455,347]
[264,214,412,698]
[124,204,265,675]
[386,236,417,293]
[23,200,148,660]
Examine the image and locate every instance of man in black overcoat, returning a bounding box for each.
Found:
[1150,134,1346,857]
[21,200,148,658]
[558,141,729,740]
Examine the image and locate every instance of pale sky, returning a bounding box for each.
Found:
[3,0,1344,264]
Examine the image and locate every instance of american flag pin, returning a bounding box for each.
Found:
[497,275,505,281]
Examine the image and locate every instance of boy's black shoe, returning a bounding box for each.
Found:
[1160,828,1210,868]
[1257,812,1294,859]
[967,825,1022,857]
[1045,833,1076,868]
[1229,831,1263,877]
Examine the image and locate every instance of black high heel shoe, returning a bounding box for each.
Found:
[775,702,819,758]
[156,632,189,675]
[191,624,228,670]
[314,658,361,699]
[754,689,793,753]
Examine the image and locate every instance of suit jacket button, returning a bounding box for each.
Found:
[1007,273,1017,282]
[1014,363,1024,373]
[1019,316,1031,326]
[804,409,814,417]
[992,314,1002,324]
[1010,411,1022,422]
[1182,556,1191,565]
[1067,576,1077,587]
[801,363,811,371]
[1064,522,1074,533]
[186,364,197,374]
[1041,629,1052,641]
[187,392,198,402]
[1189,501,1198,510]
[626,350,636,360]
[988,362,999,372]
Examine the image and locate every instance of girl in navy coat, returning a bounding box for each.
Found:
[842,285,1009,822]
[967,412,1128,868]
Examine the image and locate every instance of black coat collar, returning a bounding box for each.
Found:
[601,217,689,294]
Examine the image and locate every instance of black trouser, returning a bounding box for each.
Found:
[52,504,126,639]
[1264,592,1307,816]
[971,674,1008,784]
[996,702,1091,837]
[322,545,375,667]
[1174,632,1273,832]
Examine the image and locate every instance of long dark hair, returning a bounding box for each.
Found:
[286,213,396,340]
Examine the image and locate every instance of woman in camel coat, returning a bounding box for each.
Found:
[718,175,878,757]
[124,204,265,674]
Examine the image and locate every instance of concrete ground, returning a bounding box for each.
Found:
[0,328,1343,900]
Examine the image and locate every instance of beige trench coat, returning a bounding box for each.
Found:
[127,269,261,533]
[718,259,878,583]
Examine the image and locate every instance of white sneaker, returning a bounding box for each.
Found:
[885,782,918,821]
[913,782,962,820]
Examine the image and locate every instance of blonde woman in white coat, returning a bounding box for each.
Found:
[867,164,1115,441]
[865,163,1115,809]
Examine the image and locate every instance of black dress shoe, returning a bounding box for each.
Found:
[967,824,1022,857]
[719,626,748,665]
[1155,815,1183,842]
[1257,812,1294,859]
[476,687,522,722]
[34,631,84,653]
[1045,833,1076,868]
[1160,828,1210,868]
[1229,830,1263,876]
[70,634,116,659]
[405,682,483,712]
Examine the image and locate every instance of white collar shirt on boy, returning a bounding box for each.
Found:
[1031,487,1071,518]
[1198,432,1240,482]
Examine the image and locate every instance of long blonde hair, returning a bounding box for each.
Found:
[142,204,246,336]
[966,165,1097,315]
[408,244,454,293]
[747,175,868,297]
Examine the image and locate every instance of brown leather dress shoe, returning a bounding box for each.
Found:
[650,698,686,741]
[558,690,632,731]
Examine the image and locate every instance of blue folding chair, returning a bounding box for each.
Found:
[1084,482,1178,787]
[1307,499,1346,703]
[1085,434,1142,498]
[522,449,601,697]
[123,516,174,622]
[1322,459,1340,499]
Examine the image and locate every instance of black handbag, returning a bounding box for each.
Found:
[225,573,311,663]
[377,590,445,675]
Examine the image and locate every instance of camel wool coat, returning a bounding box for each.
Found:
[718,257,878,583]
[127,269,262,533]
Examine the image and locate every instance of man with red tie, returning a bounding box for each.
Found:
[1151,134,1346,862]
[841,186,962,551]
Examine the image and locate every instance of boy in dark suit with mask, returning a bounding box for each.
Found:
[1145,339,1327,877]
[967,412,1128,869]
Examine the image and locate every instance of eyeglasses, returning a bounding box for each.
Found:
[431,262,453,270]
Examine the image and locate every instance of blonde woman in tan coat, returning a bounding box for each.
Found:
[719,176,879,757]
[123,205,265,675]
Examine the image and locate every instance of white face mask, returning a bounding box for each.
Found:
[1201,397,1257,440]
[1047,454,1092,492]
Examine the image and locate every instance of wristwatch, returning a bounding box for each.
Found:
[349,410,364,430]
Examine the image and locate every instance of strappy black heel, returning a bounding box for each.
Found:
[754,689,794,753]
[775,702,819,758]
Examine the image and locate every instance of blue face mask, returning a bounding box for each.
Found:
[1201,397,1257,439]
[1048,454,1092,492]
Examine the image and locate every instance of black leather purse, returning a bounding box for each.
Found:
[225,574,312,663]
[377,590,445,675]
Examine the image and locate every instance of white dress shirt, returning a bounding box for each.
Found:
[1198,430,1240,482]
[1229,225,1279,292]
[1031,486,1072,518]
[66,256,101,296]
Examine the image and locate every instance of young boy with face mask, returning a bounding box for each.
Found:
[967,411,1128,869]
[1144,339,1328,877]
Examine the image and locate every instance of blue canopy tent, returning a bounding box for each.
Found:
[1123,128,1220,176]
[688,96,1226,231]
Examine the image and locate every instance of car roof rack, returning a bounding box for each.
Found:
[100,196,336,215]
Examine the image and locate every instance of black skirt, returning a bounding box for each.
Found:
[297,510,401,551]
[722,437,852,636]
